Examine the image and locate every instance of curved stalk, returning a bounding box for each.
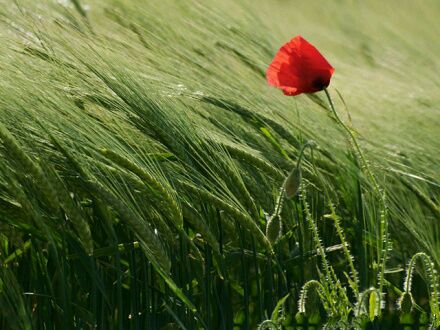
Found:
[323,88,388,305]
[323,88,379,192]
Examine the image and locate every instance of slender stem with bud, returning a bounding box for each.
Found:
[295,140,315,170]
[266,141,315,243]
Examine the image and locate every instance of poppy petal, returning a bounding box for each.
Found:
[266,35,334,96]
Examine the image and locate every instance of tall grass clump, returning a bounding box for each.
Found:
[0,0,439,328]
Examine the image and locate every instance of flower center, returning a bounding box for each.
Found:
[311,76,328,90]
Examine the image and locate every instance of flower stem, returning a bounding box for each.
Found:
[323,88,388,305]
[323,89,378,192]
[295,140,314,170]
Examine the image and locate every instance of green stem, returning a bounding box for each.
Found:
[323,88,388,305]
[274,141,314,222]
[295,140,313,170]
[311,151,359,298]
[272,186,285,218]
[323,89,379,192]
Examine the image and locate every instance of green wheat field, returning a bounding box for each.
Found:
[0,0,439,329]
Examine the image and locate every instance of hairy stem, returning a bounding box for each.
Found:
[324,88,388,303]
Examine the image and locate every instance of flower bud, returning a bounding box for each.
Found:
[284,167,302,199]
[266,214,282,244]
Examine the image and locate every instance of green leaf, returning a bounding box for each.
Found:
[259,127,290,160]
[271,293,290,322]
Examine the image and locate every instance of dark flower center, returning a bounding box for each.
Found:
[311,76,329,90]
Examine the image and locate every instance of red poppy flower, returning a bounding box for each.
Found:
[266,36,334,96]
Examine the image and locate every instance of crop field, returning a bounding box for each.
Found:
[0,0,439,329]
